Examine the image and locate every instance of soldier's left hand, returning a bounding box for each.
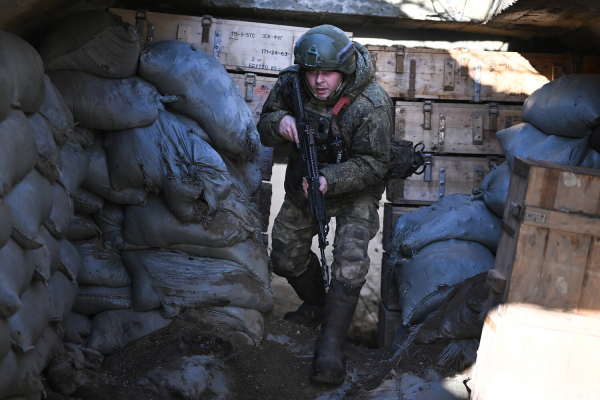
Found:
[302,176,328,198]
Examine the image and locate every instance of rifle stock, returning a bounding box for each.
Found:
[285,74,330,289]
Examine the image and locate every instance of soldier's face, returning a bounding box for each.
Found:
[305,70,343,99]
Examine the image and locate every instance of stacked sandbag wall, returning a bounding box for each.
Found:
[0,10,272,398]
[387,74,600,349]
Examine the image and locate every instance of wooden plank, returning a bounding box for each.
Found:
[521,206,600,237]
[110,8,352,76]
[381,252,401,311]
[552,171,600,215]
[579,237,600,317]
[397,155,503,203]
[377,301,403,348]
[368,46,576,102]
[395,101,521,155]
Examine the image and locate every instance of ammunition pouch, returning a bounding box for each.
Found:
[385,141,426,181]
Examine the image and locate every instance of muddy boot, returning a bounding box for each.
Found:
[283,253,326,329]
[311,279,361,384]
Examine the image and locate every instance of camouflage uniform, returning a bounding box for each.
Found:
[258,42,393,286]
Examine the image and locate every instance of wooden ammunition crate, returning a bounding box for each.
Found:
[395,101,522,155]
[110,9,351,75]
[230,72,277,123]
[382,203,421,249]
[386,155,504,205]
[381,252,401,311]
[487,158,600,315]
[471,305,600,399]
[368,45,575,102]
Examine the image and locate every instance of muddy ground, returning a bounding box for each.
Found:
[45,310,467,400]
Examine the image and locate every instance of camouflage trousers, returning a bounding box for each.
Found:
[270,194,380,287]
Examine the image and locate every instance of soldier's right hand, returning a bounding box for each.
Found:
[278,115,299,144]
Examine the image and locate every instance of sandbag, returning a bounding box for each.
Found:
[27,112,62,183]
[44,183,73,239]
[104,110,231,218]
[57,142,90,196]
[221,153,262,198]
[19,325,62,387]
[0,29,45,112]
[61,312,91,345]
[123,194,259,248]
[72,285,132,316]
[47,70,168,131]
[387,194,501,258]
[169,109,213,145]
[48,271,79,323]
[0,240,34,318]
[6,169,53,249]
[87,309,171,355]
[0,318,10,361]
[39,226,61,277]
[91,202,124,245]
[72,187,104,214]
[0,58,14,123]
[522,74,600,138]
[120,251,161,312]
[473,162,511,217]
[138,40,259,162]
[8,281,52,352]
[64,214,101,241]
[84,137,147,205]
[40,10,140,78]
[0,199,13,248]
[168,238,271,288]
[46,343,103,396]
[59,238,82,282]
[39,75,74,147]
[0,110,39,198]
[185,306,264,346]
[395,239,495,325]
[122,250,273,312]
[416,272,488,344]
[497,123,590,171]
[580,148,600,169]
[27,226,61,283]
[68,125,95,149]
[73,240,131,287]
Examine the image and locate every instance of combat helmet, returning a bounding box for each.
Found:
[294,25,356,75]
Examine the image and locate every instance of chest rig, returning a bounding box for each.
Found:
[303,96,351,166]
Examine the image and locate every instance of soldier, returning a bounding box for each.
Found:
[257,25,393,384]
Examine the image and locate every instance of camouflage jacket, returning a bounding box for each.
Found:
[257,42,393,209]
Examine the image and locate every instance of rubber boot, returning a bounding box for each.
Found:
[283,253,327,328]
[311,279,361,384]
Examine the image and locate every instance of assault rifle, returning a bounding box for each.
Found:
[284,74,330,289]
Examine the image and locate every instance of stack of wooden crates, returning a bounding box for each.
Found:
[372,45,592,347]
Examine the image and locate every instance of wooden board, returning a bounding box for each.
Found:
[472,305,600,400]
[368,45,575,102]
[487,157,600,316]
[386,155,505,204]
[377,301,403,348]
[395,101,521,155]
[110,9,351,75]
[252,181,272,233]
[381,252,401,311]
